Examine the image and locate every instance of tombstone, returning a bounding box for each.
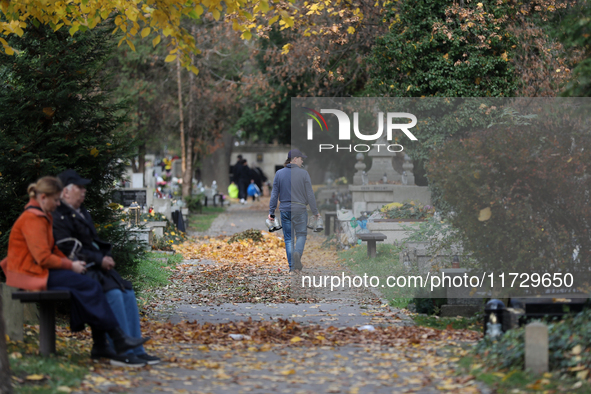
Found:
[146,221,167,238]
[128,228,151,251]
[153,198,172,221]
[132,173,144,188]
[172,159,182,178]
[112,188,152,209]
[145,167,156,190]
[525,322,549,374]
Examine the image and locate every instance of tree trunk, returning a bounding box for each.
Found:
[137,98,146,177]
[176,56,186,177]
[182,31,195,199]
[201,130,233,193]
[138,139,146,174]
[182,137,193,197]
[0,293,13,394]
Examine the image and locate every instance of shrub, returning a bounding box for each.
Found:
[0,22,135,255]
[184,194,205,213]
[427,103,591,285]
[151,224,187,251]
[476,308,591,375]
[96,213,147,279]
[412,286,447,315]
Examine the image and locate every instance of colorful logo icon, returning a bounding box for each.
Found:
[304,107,328,132]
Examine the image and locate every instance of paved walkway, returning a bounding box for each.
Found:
[77,198,488,394]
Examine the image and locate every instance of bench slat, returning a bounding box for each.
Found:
[12,290,71,302]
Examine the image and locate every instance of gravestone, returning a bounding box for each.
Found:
[112,188,152,209]
[146,221,167,238]
[172,159,182,178]
[132,173,144,188]
[153,198,172,221]
[525,322,549,374]
[128,228,151,251]
[145,167,156,190]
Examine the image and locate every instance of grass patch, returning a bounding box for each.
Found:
[458,355,591,393]
[8,331,89,394]
[131,252,182,305]
[338,242,415,306]
[413,314,482,331]
[188,206,225,232]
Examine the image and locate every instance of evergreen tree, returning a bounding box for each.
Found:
[0,22,135,254]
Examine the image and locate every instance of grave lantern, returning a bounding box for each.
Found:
[129,202,141,227]
[484,299,506,338]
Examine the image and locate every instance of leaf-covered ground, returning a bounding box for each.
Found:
[66,201,488,393]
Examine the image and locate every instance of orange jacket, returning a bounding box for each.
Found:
[0,199,73,290]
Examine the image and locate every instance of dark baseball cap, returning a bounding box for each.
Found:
[288,149,307,159]
[57,169,91,187]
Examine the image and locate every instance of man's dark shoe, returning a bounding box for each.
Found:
[109,354,147,368]
[137,354,161,365]
[292,252,302,271]
[107,327,150,354]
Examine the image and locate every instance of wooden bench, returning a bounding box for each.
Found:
[11,290,71,356]
[356,233,387,258]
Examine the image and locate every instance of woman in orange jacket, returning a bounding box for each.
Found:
[1,176,148,366]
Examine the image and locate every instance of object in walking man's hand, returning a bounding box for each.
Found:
[266,215,282,232]
[307,216,324,232]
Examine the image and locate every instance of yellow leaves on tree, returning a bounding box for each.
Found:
[0,0,377,73]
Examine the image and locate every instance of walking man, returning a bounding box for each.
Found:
[269,149,319,272]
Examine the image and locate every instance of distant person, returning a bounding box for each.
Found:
[238,159,251,204]
[228,182,239,199]
[232,155,243,185]
[251,166,268,191]
[247,180,261,202]
[268,149,320,272]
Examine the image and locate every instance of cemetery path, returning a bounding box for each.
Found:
[75,199,488,394]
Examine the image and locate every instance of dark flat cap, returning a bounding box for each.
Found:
[57,169,91,187]
[288,149,307,159]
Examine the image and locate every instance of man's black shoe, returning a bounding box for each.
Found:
[107,327,150,354]
[137,354,161,365]
[109,354,147,368]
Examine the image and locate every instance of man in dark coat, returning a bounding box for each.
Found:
[238,159,251,204]
[53,169,160,367]
[232,155,243,185]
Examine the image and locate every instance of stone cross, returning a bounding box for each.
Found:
[525,322,549,374]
